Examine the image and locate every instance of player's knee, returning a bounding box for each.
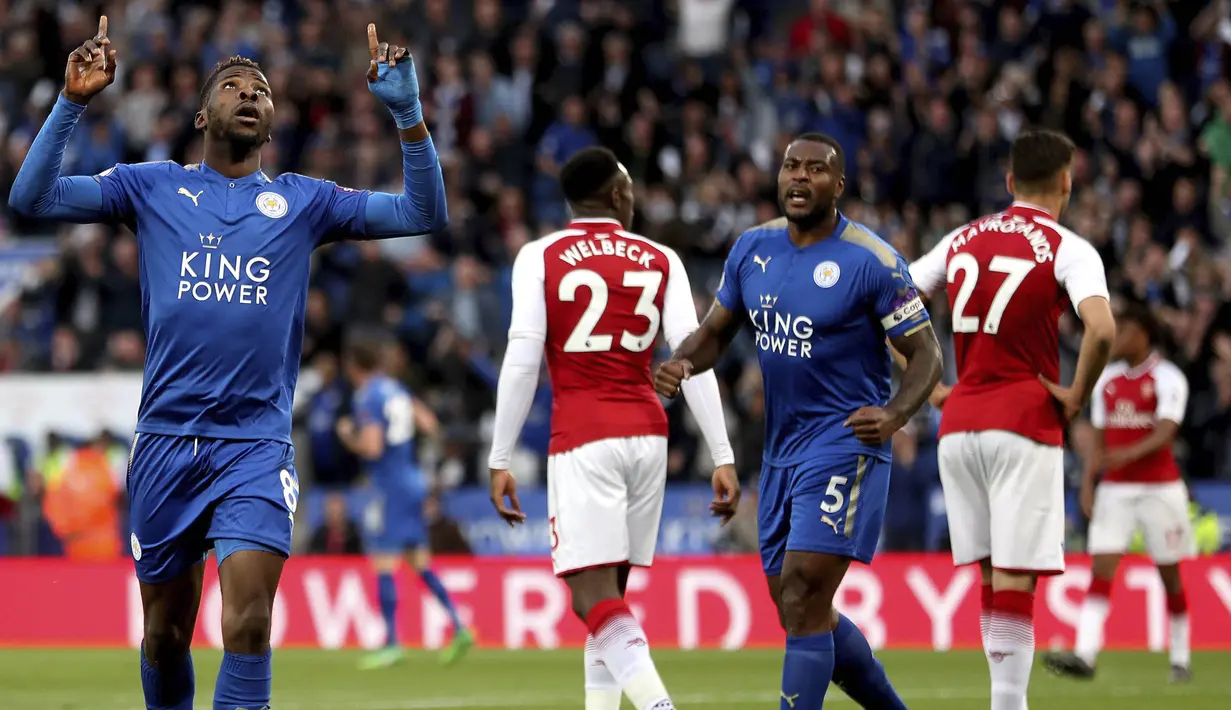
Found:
[221,596,273,653]
[1157,564,1184,594]
[990,568,1035,593]
[778,570,834,635]
[144,619,192,664]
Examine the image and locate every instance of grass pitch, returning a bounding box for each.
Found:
[1,648,1228,709]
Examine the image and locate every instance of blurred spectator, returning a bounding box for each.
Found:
[309,492,363,555]
[425,492,472,555]
[39,433,122,561]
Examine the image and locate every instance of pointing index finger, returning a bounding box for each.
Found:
[367,23,379,60]
[97,15,108,40]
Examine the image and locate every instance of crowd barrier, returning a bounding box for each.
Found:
[1,554,1228,650]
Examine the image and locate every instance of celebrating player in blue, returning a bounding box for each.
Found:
[655,133,942,709]
[8,16,446,710]
[336,333,473,669]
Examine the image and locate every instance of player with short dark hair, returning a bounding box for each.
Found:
[1043,301,1194,683]
[655,133,943,710]
[336,333,473,669]
[8,16,446,710]
[489,146,737,710]
[1006,129,1077,192]
[909,126,1115,708]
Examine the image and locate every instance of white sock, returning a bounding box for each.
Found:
[1169,614,1190,668]
[592,604,673,710]
[584,634,622,710]
[986,594,1035,710]
[1074,594,1110,666]
[980,585,993,648]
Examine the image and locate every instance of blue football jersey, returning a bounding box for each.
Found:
[352,374,424,492]
[716,214,930,465]
[94,161,371,443]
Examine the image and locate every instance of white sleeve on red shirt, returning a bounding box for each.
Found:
[660,246,736,467]
[1044,219,1110,313]
[487,241,548,471]
[908,226,962,295]
[1153,360,1189,425]
[1089,365,1118,429]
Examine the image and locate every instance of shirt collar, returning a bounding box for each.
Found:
[1009,201,1055,220]
[567,217,623,229]
[195,161,271,185]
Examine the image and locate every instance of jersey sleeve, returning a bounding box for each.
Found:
[487,242,548,470]
[507,241,548,342]
[908,226,961,295]
[1054,232,1110,312]
[1089,369,1113,429]
[1154,363,1189,425]
[871,253,931,339]
[94,163,155,225]
[660,247,700,350]
[352,388,384,431]
[714,238,745,312]
[309,179,371,244]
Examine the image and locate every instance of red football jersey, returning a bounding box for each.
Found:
[1091,354,1188,483]
[507,218,698,455]
[910,202,1109,446]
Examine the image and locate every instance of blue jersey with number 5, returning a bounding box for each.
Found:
[353,375,425,495]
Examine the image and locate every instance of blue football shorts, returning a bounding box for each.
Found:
[757,454,890,576]
[126,433,299,584]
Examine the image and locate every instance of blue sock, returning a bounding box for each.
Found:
[377,572,399,647]
[781,632,835,709]
[831,614,908,709]
[419,568,463,631]
[213,650,271,710]
[140,646,195,710]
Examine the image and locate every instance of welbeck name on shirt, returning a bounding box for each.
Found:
[557,238,656,269]
[178,250,273,305]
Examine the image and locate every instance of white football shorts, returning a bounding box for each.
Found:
[938,430,1066,574]
[546,435,668,576]
[1087,480,1194,564]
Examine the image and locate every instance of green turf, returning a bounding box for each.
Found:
[1,649,1228,709]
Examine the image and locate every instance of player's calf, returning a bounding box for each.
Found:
[139,565,205,710]
[214,549,283,710]
[776,552,847,710]
[1158,563,1191,677]
[830,611,908,710]
[1072,557,1118,669]
[568,566,674,710]
[986,569,1038,710]
[368,554,403,649]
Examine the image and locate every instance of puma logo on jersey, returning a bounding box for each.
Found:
[178,187,204,207]
[821,514,842,534]
[753,255,772,272]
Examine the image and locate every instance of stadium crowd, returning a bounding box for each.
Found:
[2,0,1231,555]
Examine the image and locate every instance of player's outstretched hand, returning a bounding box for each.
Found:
[709,464,741,525]
[844,406,906,446]
[64,16,117,105]
[654,358,693,399]
[365,23,422,129]
[928,383,953,410]
[1038,375,1084,422]
[489,469,526,527]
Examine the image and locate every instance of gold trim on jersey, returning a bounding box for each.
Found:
[844,455,868,537]
[839,222,898,269]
